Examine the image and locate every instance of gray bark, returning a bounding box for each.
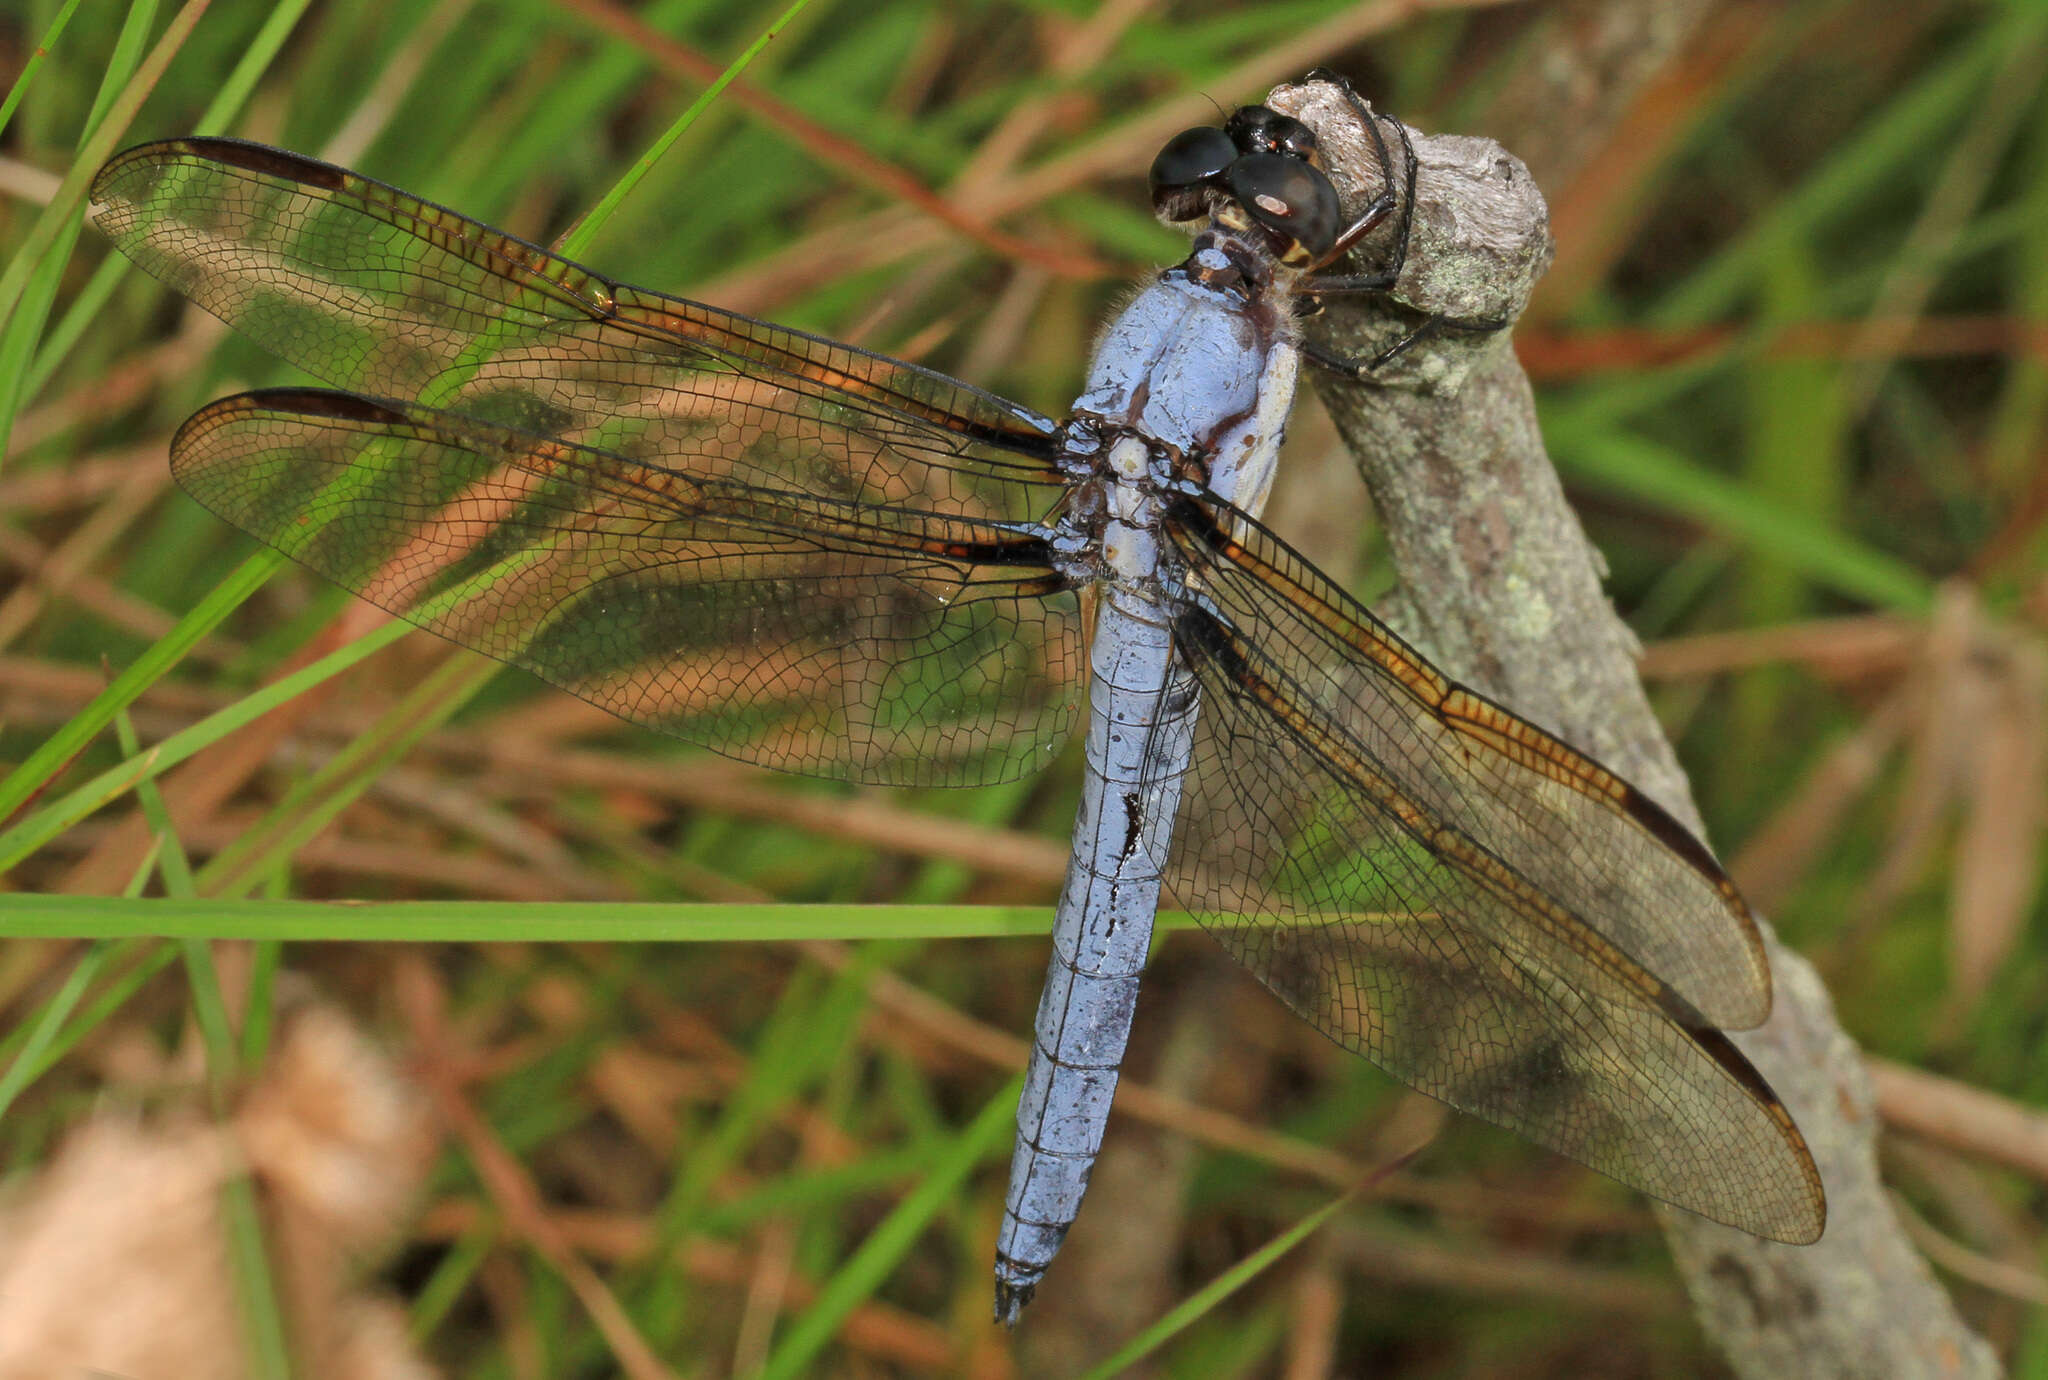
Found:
[1265,75,1998,1380]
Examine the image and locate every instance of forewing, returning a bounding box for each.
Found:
[1163,499,1823,1242]
[90,138,1065,526]
[176,389,1083,785]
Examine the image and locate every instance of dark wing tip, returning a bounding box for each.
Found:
[179,386,412,430]
[1611,776,1772,1026]
[114,136,345,186]
[1677,1021,1828,1244]
[189,136,351,189]
[1611,776,1748,910]
[94,136,342,209]
[170,389,418,486]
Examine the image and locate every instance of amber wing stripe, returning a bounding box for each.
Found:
[1178,499,1740,898]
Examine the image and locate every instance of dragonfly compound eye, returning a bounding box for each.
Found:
[1223,152,1342,262]
[1224,106,1320,163]
[1149,125,1238,224]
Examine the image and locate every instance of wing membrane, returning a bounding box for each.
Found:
[1169,498,1768,1026]
[177,389,1082,784]
[90,138,1064,520]
[1163,498,1822,1242]
[94,136,1089,784]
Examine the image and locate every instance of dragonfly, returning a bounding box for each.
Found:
[90,75,1824,1324]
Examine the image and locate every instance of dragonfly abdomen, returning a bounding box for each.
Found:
[994,590,1200,1325]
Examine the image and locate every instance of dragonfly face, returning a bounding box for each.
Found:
[91,77,1824,1328]
[1149,104,1343,263]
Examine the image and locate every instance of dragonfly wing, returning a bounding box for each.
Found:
[91,138,1065,526]
[93,137,1087,784]
[176,388,1082,785]
[1161,497,1824,1243]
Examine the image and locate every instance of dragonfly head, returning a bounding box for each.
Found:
[1149,105,1343,268]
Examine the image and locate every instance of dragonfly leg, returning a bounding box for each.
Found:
[1289,72,1511,374]
[1302,312,1508,377]
[1300,68,1416,277]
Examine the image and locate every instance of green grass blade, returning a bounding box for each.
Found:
[190,0,322,134]
[0,602,406,872]
[25,0,320,402]
[0,940,176,1089]
[113,703,197,896]
[1562,429,1932,612]
[1651,12,2035,328]
[195,654,500,897]
[1072,1189,1358,1380]
[0,0,89,141]
[0,0,209,388]
[749,1073,1022,1380]
[411,1221,498,1342]
[0,0,164,454]
[114,698,294,1375]
[0,895,1095,942]
[0,940,109,1122]
[219,1171,294,1376]
[555,0,818,261]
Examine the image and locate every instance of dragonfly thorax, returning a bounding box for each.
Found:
[1048,422,1176,587]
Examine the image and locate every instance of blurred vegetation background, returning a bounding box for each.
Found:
[1,0,2045,1375]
